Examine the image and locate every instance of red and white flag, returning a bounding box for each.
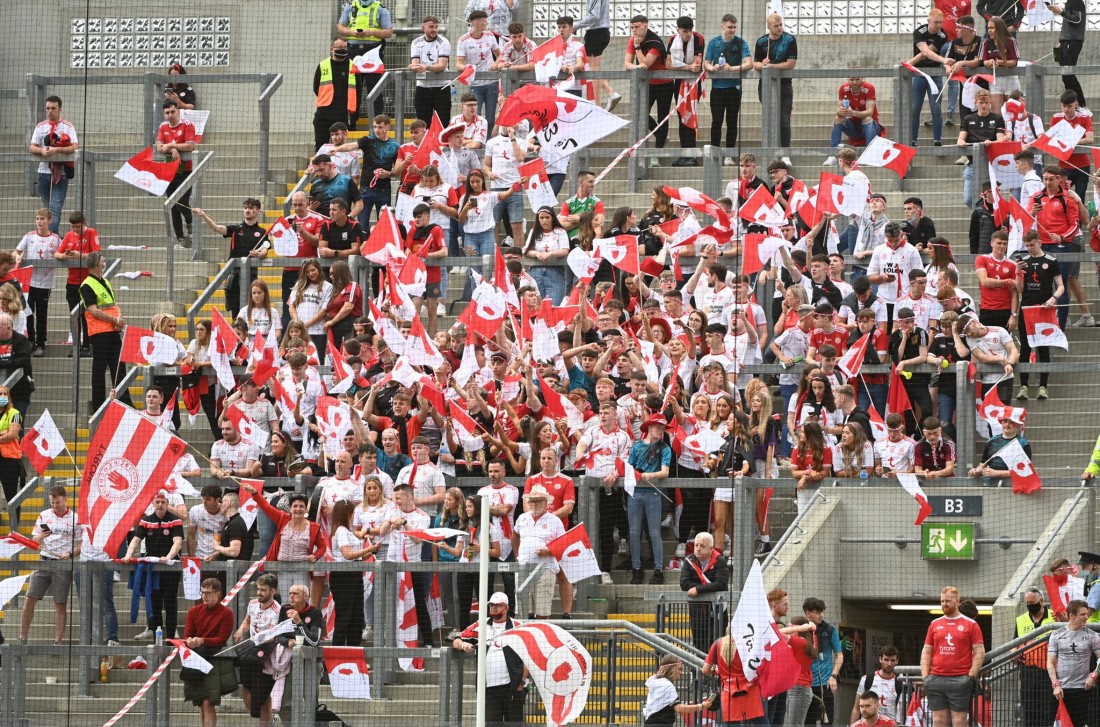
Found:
[837,332,870,380]
[351,46,384,74]
[977,387,1026,437]
[742,234,787,276]
[546,524,602,583]
[428,573,445,630]
[1022,306,1069,350]
[179,109,210,142]
[738,185,786,226]
[167,639,213,673]
[887,365,912,417]
[494,622,592,727]
[1054,699,1076,727]
[249,328,279,387]
[449,398,484,450]
[267,217,303,257]
[566,247,601,282]
[675,72,705,130]
[114,147,179,196]
[21,408,65,476]
[405,315,445,368]
[729,560,798,694]
[901,62,940,96]
[988,140,1025,193]
[997,438,1042,494]
[663,186,732,228]
[182,557,202,600]
[411,113,445,170]
[397,253,428,299]
[361,207,405,266]
[78,401,188,559]
[403,527,468,542]
[397,567,424,671]
[961,73,994,109]
[237,480,264,529]
[324,646,373,699]
[896,473,933,525]
[530,36,565,82]
[857,136,917,178]
[614,459,638,496]
[322,592,337,640]
[457,281,508,340]
[316,396,354,458]
[868,405,887,442]
[818,171,869,217]
[1032,119,1087,163]
[225,402,269,450]
[683,428,728,463]
[0,574,31,611]
[209,308,240,391]
[0,531,39,559]
[1008,195,1035,252]
[593,235,640,275]
[456,64,476,85]
[518,158,558,211]
[328,337,368,395]
[1043,573,1085,618]
[492,245,520,310]
[120,326,180,366]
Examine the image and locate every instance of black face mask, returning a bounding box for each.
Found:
[333,49,349,61]
[1027,602,1043,616]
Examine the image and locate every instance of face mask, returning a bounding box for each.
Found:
[1027,602,1043,616]
[333,48,349,60]
[0,397,9,407]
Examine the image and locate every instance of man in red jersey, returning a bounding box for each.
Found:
[920,585,985,727]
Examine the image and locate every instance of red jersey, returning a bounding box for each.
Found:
[852,719,897,727]
[398,142,421,191]
[839,82,879,124]
[1029,188,1081,245]
[403,224,445,284]
[925,614,984,676]
[790,632,817,687]
[809,327,849,356]
[1050,110,1093,170]
[791,446,833,473]
[57,227,101,285]
[627,33,672,85]
[156,119,197,172]
[524,472,575,524]
[935,0,971,38]
[975,255,1017,311]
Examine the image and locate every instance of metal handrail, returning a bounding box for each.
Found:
[186,257,242,338]
[163,150,216,297]
[760,489,828,570]
[256,73,285,196]
[87,366,145,427]
[281,173,312,216]
[1003,488,1089,600]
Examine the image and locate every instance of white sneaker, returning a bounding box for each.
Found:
[649,157,661,168]
[723,157,735,167]
[600,572,614,585]
[955,155,969,165]
[604,92,622,112]
[660,513,673,529]
[674,543,686,558]
[361,626,373,643]
[1074,314,1096,327]
[134,628,153,641]
[823,156,837,167]
[436,303,446,316]
[780,156,793,167]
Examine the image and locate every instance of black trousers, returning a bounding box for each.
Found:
[978,307,1012,330]
[1017,325,1051,388]
[805,684,834,725]
[411,570,434,644]
[1062,687,1093,727]
[414,86,451,126]
[89,331,132,411]
[597,487,627,571]
[647,83,675,148]
[688,601,725,653]
[676,80,697,149]
[66,284,88,348]
[485,683,526,726]
[330,571,365,647]
[149,570,181,638]
[1060,39,1086,107]
[27,286,49,347]
[1020,666,1056,727]
[165,173,192,240]
[676,472,711,544]
[710,86,743,149]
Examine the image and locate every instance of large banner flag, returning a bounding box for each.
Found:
[495,622,592,727]
[546,524,602,584]
[498,85,626,159]
[729,560,799,697]
[1022,305,1070,350]
[120,326,181,366]
[78,401,188,558]
[114,147,179,196]
[21,408,66,476]
[324,646,373,699]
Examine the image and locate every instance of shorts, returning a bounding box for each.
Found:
[423,282,442,299]
[1052,240,1082,278]
[27,567,74,603]
[714,482,735,503]
[989,74,1021,96]
[584,28,610,57]
[924,674,973,712]
[493,191,524,224]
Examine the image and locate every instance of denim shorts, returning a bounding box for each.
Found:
[493,191,524,223]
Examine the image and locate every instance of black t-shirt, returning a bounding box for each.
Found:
[216,512,254,562]
[809,276,843,310]
[946,36,981,63]
[928,333,968,394]
[889,327,930,379]
[901,217,937,249]
[320,218,364,251]
[912,24,949,68]
[1016,253,1061,305]
[166,85,198,108]
[963,112,1006,144]
[224,222,266,258]
[132,512,184,558]
[277,603,324,646]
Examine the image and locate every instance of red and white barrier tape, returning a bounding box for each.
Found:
[222,557,266,606]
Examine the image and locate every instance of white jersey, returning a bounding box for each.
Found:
[858,671,900,721]
[35,507,79,556]
[456,31,498,86]
[188,505,228,559]
[692,285,735,328]
[210,438,259,473]
[30,118,79,175]
[396,461,446,516]
[477,483,518,560]
[964,327,1014,384]
[579,425,632,477]
[449,113,488,146]
[316,142,362,180]
[317,476,363,529]
[246,597,283,639]
[410,34,452,87]
[867,242,924,304]
[387,507,431,562]
[16,231,61,289]
[513,511,566,572]
[874,436,917,474]
[900,293,942,330]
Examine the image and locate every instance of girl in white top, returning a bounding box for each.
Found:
[523,206,570,304]
[0,286,27,336]
[412,166,459,233]
[830,423,875,477]
[237,279,282,338]
[288,259,333,343]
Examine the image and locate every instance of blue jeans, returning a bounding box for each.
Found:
[857,381,889,421]
[76,568,119,642]
[962,164,974,209]
[911,75,943,144]
[37,172,69,235]
[462,229,497,298]
[946,79,960,118]
[471,84,498,129]
[830,118,882,148]
[938,391,957,439]
[627,488,664,571]
[531,265,568,306]
[778,383,799,457]
[359,186,392,229]
[257,507,278,558]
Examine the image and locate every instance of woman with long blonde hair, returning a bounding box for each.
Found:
[642,655,706,724]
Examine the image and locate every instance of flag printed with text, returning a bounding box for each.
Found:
[21,408,65,476]
[78,401,188,561]
[495,622,592,727]
[546,524,602,583]
[729,560,798,697]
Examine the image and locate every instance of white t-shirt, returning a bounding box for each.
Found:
[461,191,498,234]
[831,441,875,473]
[410,34,452,87]
[210,438,260,473]
[527,228,569,256]
[316,142,362,180]
[396,461,447,516]
[477,483,518,560]
[16,232,60,289]
[457,31,498,86]
[331,525,363,562]
[867,243,924,304]
[31,118,79,175]
[449,113,489,146]
[35,507,79,556]
[579,426,632,477]
[513,510,565,572]
[874,436,917,473]
[484,133,522,189]
[318,476,363,529]
[386,507,431,562]
[291,281,333,335]
[354,501,396,558]
[238,306,282,337]
[188,504,228,559]
[901,293,942,330]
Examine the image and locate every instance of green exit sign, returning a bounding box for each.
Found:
[921,522,976,560]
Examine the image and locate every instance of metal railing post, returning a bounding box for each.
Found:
[85,153,97,228]
[1027,63,1046,122]
[973,143,990,195]
[894,65,909,152]
[24,74,41,196]
[143,72,158,144]
[761,66,781,152]
[257,73,284,198]
[606,634,617,724]
[156,644,172,727]
[956,361,975,471]
[629,66,648,189]
[79,561,94,696]
[732,474,755,587]
[702,144,721,199]
[394,70,407,145]
[375,561,394,691]
[192,170,204,260]
[12,643,26,727]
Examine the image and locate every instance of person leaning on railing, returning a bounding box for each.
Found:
[181,577,236,727]
[1047,598,1100,727]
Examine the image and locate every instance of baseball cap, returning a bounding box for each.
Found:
[488,592,509,605]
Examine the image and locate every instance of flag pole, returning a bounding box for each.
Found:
[476,491,490,727]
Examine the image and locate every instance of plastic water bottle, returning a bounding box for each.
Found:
[717,54,726,68]
[154,626,163,646]
[842,98,850,110]
[859,470,869,486]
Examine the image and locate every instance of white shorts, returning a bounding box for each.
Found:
[990,74,1021,95]
[713,480,735,503]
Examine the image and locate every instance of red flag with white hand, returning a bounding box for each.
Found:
[546,524,602,583]
[0,531,39,559]
[837,332,870,380]
[1043,573,1085,618]
[78,401,188,559]
[896,472,933,525]
[738,185,787,226]
[182,557,202,600]
[237,480,264,529]
[456,64,476,85]
[901,62,939,96]
[362,207,406,266]
[662,186,732,229]
[1031,119,1087,163]
[977,387,1026,437]
[996,438,1042,494]
[324,647,373,699]
[742,234,788,276]
[1022,306,1069,349]
[857,136,917,178]
[868,404,887,442]
[351,46,384,74]
[21,408,65,476]
[593,235,640,275]
[120,326,181,366]
[518,158,558,211]
[225,402,269,450]
[404,315,445,368]
[675,72,706,130]
[458,281,508,340]
[531,36,565,83]
[114,147,179,196]
[729,560,798,696]
[166,639,213,673]
[493,622,592,727]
